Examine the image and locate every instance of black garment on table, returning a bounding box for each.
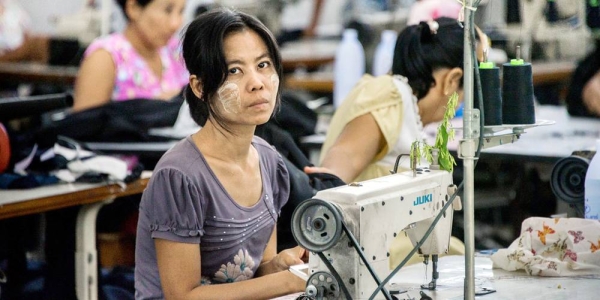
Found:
[0,173,59,189]
[566,40,600,118]
[35,96,183,145]
[6,95,184,170]
[3,98,182,300]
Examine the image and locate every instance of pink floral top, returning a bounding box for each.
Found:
[83,33,189,101]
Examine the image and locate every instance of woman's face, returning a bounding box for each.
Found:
[129,0,185,48]
[212,29,279,127]
[415,25,487,125]
[417,68,463,125]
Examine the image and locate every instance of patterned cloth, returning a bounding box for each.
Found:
[491,217,600,276]
[83,33,188,101]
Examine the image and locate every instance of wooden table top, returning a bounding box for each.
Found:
[0,176,149,220]
[280,39,338,72]
[0,62,79,85]
[285,72,335,93]
[0,38,339,85]
[284,60,578,93]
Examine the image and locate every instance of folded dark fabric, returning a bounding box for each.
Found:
[36,96,184,144]
[0,173,59,189]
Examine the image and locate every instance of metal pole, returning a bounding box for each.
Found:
[462,1,476,299]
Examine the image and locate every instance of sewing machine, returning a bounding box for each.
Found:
[291,168,462,299]
[500,0,591,61]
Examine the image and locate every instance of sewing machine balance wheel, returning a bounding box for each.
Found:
[291,198,344,252]
[305,271,341,298]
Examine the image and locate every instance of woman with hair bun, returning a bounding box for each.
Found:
[307,17,471,183]
[305,17,487,266]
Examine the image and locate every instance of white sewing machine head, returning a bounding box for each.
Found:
[291,168,461,299]
[498,0,591,61]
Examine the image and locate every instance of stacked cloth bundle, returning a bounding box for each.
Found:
[492,217,600,276]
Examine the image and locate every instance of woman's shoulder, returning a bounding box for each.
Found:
[252,136,279,157]
[252,136,288,171]
[355,74,397,95]
[154,137,204,174]
[346,74,401,107]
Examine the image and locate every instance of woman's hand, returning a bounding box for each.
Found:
[273,246,308,271]
[271,246,308,272]
[286,269,309,293]
[277,247,309,293]
[304,166,335,175]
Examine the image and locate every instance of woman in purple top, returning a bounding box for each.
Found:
[135,8,307,300]
[72,0,188,112]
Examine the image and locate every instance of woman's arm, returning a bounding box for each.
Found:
[155,233,306,300]
[302,0,324,38]
[316,112,385,183]
[72,49,116,112]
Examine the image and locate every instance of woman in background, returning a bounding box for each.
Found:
[72,0,188,111]
[307,17,469,183]
[135,8,306,300]
[305,17,488,266]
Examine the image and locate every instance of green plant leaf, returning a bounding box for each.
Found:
[409,92,458,172]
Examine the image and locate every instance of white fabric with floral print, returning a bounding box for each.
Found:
[491,217,600,276]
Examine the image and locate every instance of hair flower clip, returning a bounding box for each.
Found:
[427,20,439,35]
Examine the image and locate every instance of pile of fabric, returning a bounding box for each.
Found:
[492,217,600,276]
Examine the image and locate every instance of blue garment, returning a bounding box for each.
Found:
[0,173,59,189]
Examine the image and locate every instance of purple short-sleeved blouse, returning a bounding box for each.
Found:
[134,136,290,299]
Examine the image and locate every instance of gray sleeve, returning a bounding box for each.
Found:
[273,151,290,216]
[143,168,204,244]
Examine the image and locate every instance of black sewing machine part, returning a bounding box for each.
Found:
[419,291,433,300]
[551,151,596,206]
[0,93,73,121]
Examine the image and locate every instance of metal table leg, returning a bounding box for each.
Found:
[75,198,114,300]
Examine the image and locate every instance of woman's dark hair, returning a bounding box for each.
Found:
[181,8,283,129]
[116,0,153,20]
[391,17,464,99]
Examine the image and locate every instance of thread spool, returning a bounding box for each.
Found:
[502,50,536,124]
[474,60,502,126]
